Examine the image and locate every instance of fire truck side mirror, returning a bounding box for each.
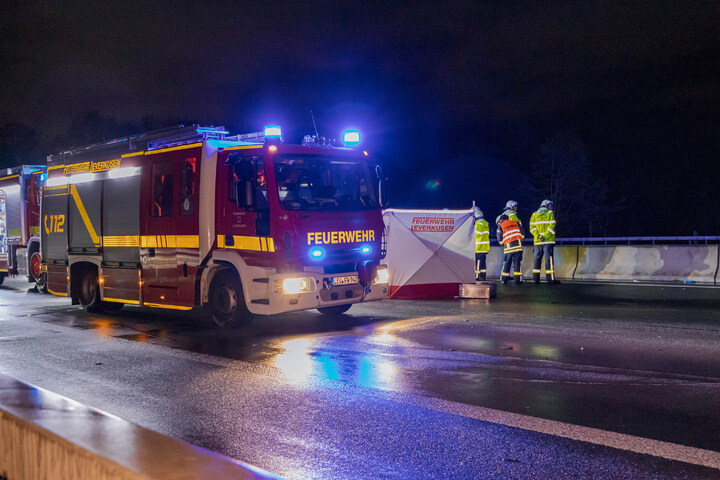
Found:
[379,178,389,207]
[376,165,389,207]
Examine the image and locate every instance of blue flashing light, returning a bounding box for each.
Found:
[40,173,47,182]
[342,129,361,146]
[309,247,325,259]
[264,125,282,138]
[360,245,372,255]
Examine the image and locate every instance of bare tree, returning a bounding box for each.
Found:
[532,131,622,237]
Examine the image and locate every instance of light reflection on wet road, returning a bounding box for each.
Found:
[7,278,720,453]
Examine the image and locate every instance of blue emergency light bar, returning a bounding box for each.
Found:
[342,129,361,146]
[264,125,282,138]
[309,247,325,259]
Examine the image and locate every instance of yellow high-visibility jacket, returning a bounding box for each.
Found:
[529,208,556,245]
[474,218,490,253]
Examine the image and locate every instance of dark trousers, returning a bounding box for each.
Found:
[533,244,555,282]
[475,252,487,281]
[502,251,523,283]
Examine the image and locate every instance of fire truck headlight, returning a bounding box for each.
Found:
[309,247,325,259]
[342,129,361,146]
[374,266,389,285]
[277,277,315,294]
[360,245,372,255]
[264,125,282,138]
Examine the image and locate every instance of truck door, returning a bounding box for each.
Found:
[141,158,180,306]
[219,155,272,261]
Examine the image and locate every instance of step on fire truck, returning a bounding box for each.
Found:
[42,125,389,326]
[0,165,46,289]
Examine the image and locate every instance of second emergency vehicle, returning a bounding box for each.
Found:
[0,165,46,289]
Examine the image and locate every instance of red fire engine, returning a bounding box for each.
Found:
[41,125,389,326]
[0,165,46,289]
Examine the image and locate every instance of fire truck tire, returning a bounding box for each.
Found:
[317,304,352,316]
[206,270,252,328]
[78,268,105,313]
[30,252,48,293]
[0,273,5,286]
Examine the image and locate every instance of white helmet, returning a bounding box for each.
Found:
[473,207,483,218]
[541,199,553,209]
[505,200,518,211]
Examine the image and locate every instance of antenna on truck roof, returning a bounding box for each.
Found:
[311,110,320,139]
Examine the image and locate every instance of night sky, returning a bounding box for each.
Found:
[2,1,719,236]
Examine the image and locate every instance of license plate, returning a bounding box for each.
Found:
[332,275,359,286]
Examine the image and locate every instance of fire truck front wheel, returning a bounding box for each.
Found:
[0,273,5,286]
[206,270,252,328]
[317,304,352,316]
[77,268,105,313]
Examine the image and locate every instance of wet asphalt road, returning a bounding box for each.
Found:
[0,277,719,479]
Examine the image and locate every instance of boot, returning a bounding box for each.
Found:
[533,273,540,284]
[514,275,523,284]
[546,274,560,284]
[480,273,486,281]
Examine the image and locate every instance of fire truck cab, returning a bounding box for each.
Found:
[0,165,46,288]
[42,125,388,326]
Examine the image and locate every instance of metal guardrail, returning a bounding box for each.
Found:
[554,236,720,246]
[489,236,720,246]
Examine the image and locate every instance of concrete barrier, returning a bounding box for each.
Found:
[485,244,718,284]
[574,245,718,284]
[0,373,282,480]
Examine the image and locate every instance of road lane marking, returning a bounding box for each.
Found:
[403,394,720,470]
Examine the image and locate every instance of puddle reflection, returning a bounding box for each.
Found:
[273,336,399,390]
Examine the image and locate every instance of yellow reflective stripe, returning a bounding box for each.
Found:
[176,235,200,248]
[217,235,276,252]
[103,236,140,247]
[138,235,200,249]
[48,288,68,297]
[145,142,202,156]
[143,303,192,311]
[0,174,19,181]
[103,297,140,305]
[70,184,101,246]
[224,145,264,151]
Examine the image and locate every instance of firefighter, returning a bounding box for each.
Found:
[496,200,523,281]
[473,207,490,281]
[530,199,558,284]
[496,213,524,284]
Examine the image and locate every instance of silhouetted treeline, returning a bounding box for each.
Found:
[0,112,716,237]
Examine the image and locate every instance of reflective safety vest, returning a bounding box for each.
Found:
[497,219,524,253]
[474,218,490,253]
[529,208,556,245]
[503,209,521,224]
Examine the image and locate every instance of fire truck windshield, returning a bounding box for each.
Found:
[275,155,379,211]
